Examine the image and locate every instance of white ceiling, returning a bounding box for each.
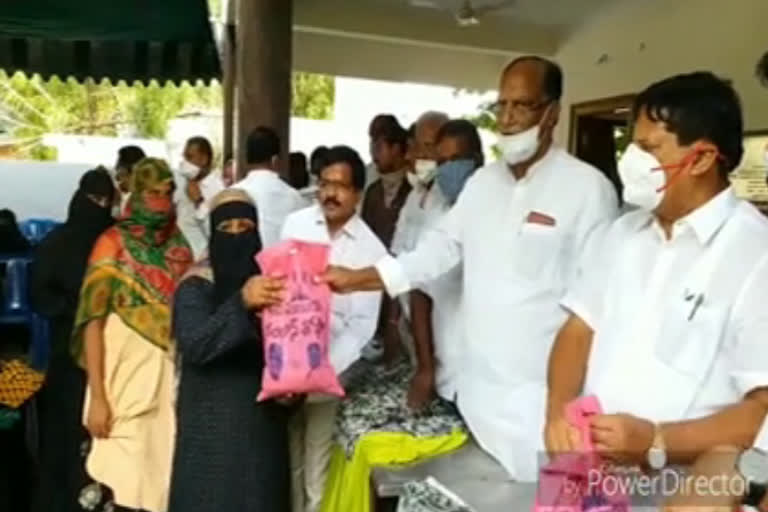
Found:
[294,0,616,56]
[375,0,613,29]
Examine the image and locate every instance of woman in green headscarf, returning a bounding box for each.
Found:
[72,158,193,512]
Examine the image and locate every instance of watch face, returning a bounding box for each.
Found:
[739,449,768,485]
[648,447,667,470]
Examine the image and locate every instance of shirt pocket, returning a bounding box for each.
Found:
[514,222,564,281]
[655,301,728,384]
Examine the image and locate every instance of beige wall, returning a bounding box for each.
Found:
[555,0,768,143]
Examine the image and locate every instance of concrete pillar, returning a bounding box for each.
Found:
[236,0,293,179]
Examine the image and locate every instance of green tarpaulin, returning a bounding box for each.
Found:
[0,0,221,83]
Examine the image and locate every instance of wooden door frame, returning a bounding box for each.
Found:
[568,94,637,153]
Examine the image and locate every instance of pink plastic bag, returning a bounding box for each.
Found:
[255,239,344,401]
[533,396,630,512]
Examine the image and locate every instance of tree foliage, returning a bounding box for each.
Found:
[292,72,335,120]
[0,70,334,160]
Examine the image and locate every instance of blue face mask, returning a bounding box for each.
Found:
[435,159,477,204]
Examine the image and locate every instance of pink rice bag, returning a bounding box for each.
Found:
[255,239,344,401]
[533,396,630,512]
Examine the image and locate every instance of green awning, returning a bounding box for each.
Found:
[0,0,221,84]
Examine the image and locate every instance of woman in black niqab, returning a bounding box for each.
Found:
[169,189,291,512]
[29,167,116,512]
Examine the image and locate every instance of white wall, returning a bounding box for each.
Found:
[555,0,768,143]
[0,160,91,221]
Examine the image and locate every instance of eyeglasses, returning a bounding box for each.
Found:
[318,179,355,193]
[490,99,551,117]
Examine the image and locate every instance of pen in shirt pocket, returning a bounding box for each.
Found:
[687,293,704,321]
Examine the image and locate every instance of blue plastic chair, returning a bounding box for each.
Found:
[18,219,59,246]
[0,256,50,370]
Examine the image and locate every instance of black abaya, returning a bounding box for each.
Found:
[169,277,291,512]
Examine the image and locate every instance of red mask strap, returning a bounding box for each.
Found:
[653,149,719,193]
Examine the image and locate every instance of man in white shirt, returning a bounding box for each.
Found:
[175,136,215,259]
[389,118,485,410]
[546,72,768,508]
[235,126,308,247]
[322,56,619,482]
[281,146,387,512]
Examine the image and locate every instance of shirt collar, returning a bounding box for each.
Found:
[681,186,738,244]
[311,204,360,240]
[636,187,738,245]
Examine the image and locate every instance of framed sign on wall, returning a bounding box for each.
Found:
[731,131,768,214]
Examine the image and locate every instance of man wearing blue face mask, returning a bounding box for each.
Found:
[387,119,484,409]
[322,57,618,483]
[546,72,768,508]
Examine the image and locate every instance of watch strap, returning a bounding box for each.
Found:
[743,481,768,508]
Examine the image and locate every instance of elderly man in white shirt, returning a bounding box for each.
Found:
[235,126,308,248]
[387,118,484,409]
[546,72,768,510]
[322,56,619,483]
[281,145,387,512]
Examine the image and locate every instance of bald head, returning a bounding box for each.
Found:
[414,111,449,161]
[501,56,563,103]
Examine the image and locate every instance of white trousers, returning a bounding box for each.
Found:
[289,396,340,512]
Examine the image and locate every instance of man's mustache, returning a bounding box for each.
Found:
[323,199,341,208]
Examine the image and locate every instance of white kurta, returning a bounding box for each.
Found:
[564,188,768,425]
[280,205,387,375]
[235,169,309,248]
[375,148,619,481]
[391,182,463,400]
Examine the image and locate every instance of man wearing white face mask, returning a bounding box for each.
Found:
[321,56,618,484]
[546,72,768,508]
[175,136,215,259]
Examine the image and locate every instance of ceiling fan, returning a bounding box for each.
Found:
[409,0,516,27]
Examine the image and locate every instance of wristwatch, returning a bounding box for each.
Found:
[647,423,667,470]
[737,447,768,508]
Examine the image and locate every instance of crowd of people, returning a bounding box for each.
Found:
[4,52,768,512]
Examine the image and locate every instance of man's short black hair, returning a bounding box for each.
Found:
[504,56,563,102]
[116,145,146,172]
[289,151,309,189]
[369,114,400,138]
[437,119,485,168]
[186,136,213,165]
[633,71,743,176]
[376,123,408,153]
[246,126,281,164]
[321,145,366,191]
[310,146,330,177]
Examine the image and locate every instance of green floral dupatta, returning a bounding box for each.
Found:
[72,158,193,361]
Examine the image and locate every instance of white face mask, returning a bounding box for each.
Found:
[497,124,541,166]
[413,159,438,184]
[179,160,201,180]
[617,143,667,211]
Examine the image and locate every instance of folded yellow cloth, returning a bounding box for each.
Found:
[321,430,468,512]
